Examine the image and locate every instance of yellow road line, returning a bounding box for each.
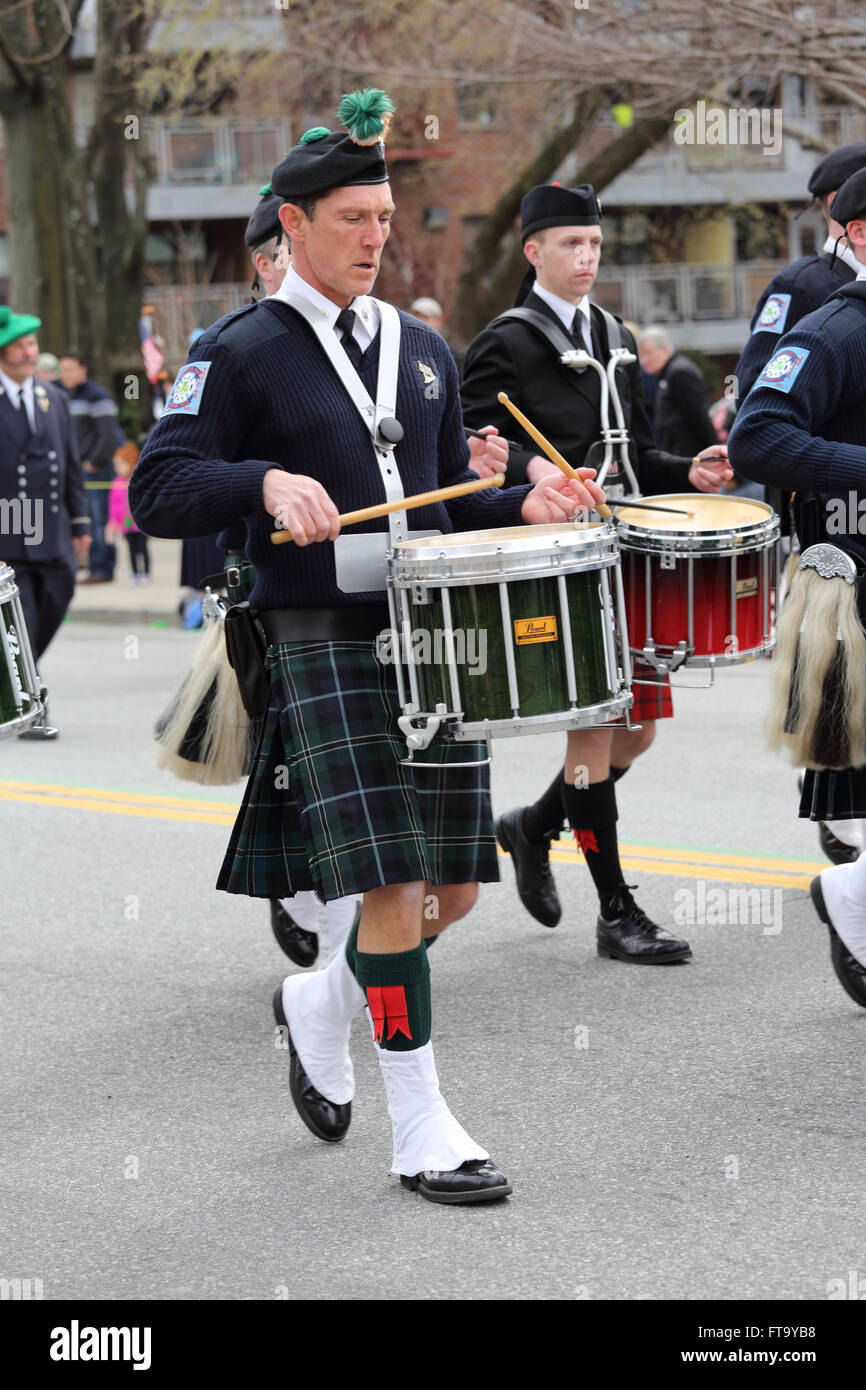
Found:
[0,778,237,813]
[551,841,824,874]
[0,779,822,888]
[3,790,236,825]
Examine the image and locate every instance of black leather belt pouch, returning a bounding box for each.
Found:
[224,602,269,718]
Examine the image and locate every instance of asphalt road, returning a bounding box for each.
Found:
[1,620,863,1302]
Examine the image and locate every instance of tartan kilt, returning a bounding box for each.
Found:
[622,661,673,723]
[800,767,866,822]
[216,638,500,903]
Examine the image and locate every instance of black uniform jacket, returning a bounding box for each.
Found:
[0,379,89,566]
[460,290,693,494]
[654,353,716,458]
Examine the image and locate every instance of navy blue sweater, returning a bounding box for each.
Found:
[734,253,857,404]
[131,300,529,609]
[728,281,866,564]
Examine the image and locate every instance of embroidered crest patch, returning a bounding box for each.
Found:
[754,346,810,393]
[166,361,212,415]
[756,292,792,335]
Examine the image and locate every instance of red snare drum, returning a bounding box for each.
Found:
[616,494,778,671]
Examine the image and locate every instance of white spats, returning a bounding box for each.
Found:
[317,896,362,969]
[825,819,866,853]
[280,948,366,1105]
[374,1041,488,1177]
[819,852,866,967]
[278,893,362,968]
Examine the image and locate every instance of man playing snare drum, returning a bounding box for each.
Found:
[462,183,731,963]
[130,92,603,1206]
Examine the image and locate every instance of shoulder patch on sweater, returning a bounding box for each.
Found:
[753,346,810,393]
[755,292,791,334]
[166,361,212,415]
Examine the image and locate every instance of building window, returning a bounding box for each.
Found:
[456,83,504,130]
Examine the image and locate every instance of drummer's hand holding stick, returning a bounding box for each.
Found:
[263,468,342,547]
[465,425,508,479]
[689,444,734,493]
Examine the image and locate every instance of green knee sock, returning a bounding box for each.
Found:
[347,929,431,1052]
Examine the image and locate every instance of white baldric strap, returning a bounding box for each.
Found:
[277,292,406,544]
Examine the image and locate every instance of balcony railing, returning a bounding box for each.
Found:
[150,261,790,366]
[594,259,788,325]
[591,105,866,176]
[143,118,292,187]
[147,283,250,366]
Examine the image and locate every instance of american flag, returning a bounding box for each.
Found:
[139,313,164,384]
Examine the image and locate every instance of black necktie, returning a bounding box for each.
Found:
[335,308,364,370]
[571,310,592,357]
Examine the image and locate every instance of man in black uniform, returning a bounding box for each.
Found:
[245,190,291,297]
[734,142,866,404]
[461,183,731,963]
[729,167,866,1010]
[0,307,91,659]
[735,141,866,869]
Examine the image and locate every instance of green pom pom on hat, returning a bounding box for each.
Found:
[0,305,41,350]
[269,88,394,200]
[338,88,395,145]
[299,126,331,145]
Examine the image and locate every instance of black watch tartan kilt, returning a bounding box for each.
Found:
[216,638,500,903]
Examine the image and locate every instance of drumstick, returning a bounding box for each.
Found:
[269,472,505,545]
[464,426,525,451]
[496,392,612,521]
[608,500,694,516]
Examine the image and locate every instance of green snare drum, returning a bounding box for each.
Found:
[0,562,44,740]
[385,523,632,756]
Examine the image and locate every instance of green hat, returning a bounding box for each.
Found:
[0,305,41,350]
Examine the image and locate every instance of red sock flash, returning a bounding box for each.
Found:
[366,985,413,1042]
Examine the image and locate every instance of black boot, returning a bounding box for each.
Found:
[496,807,561,927]
[597,886,691,964]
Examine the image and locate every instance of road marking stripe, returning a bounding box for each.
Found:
[0,778,238,813]
[0,779,824,888]
[1,789,236,825]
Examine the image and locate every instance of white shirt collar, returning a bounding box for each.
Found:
[858,263,866,281]
[272,264,379,349]
[0,364,33,402]
[823,234,861,275]
[532,280,591,334]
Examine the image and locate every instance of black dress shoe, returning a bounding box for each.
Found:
[400,1158,512,1205]
[269,899,319,967]
[272,986,351,1141]
[818,822,861,867]
[496,807,561,927]
[810,876,866,1008]
[597,886,691,963]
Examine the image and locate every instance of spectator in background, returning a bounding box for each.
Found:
[410,296,444,332]
[35,352,59,384]
[107,441,150,586]
[637,326,716,459]
[58,351,119,584]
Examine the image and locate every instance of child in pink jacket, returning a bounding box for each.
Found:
[107,443,151,584]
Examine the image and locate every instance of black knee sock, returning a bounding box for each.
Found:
[561,778,625,901]
[610,764,629,783]
[523,772,566,843]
